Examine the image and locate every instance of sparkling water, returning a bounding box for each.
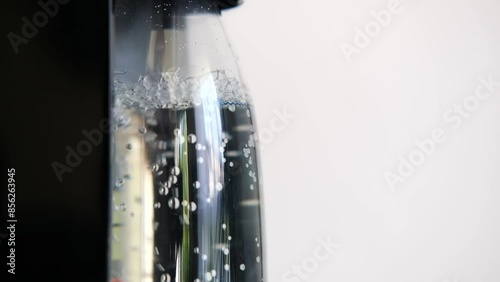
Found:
[110,70,264,282]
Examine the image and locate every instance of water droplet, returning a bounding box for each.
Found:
[256,256,261,263]
[246,109,251,117]
[222,223,227,229]
[197,157,204,163]
[229,162,234,167]
[154,202,161,209]
[224,264,230,271]
[139,127,147,134]
[171,166,180,176]
[250,184,254,190]
[188,134,197,143]
[240,264,246,271]
[228,105,236,112]
[193,181,201,189]
[206,198,211,203]
[205,272,213,281]
[194,247,200,254]
[211,270,216,277]
[195,143,203,150]
[181,200,188,207]
[168,197,180,209]
[216,182,223,191]
[202,254,208,260]
[224,248,229,255]
[126,143,133,150]
[173,128,180,136]
[255,237,259,242]
[228,236,232,241]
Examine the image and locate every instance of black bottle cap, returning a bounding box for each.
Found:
[216,0,243,10]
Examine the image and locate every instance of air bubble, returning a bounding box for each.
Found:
[256,256,261,263]
[126,143,133,150]
[138,127,147,134]
[197,157,204,163]
[224,264,230,271]
[154,202,161,209]
[211,270,216,277]
[191,202,197,211]
[246,109,251,117]
[216,182,223,191]
[229,162,234,167]
[228,105,236,112]
[250,184,254,190]
[151,163,159,172]
[118,203,126,211]
[195,143,203,150]
[228,236,232,241]
[181,200,188,207]
[160,274,171,282]
[188,134,197,143]
[222,223,227,229]
[202,254,208,260]
[205,272,213,281]
[115,178,124,188]
[171,166,180,176]
[193,181,201,189]
[224,248,229,255]
[240,264,246,271]
[168,198,180,209]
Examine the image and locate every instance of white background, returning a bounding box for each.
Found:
[223,0,500,281]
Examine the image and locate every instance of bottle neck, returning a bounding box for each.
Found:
[146,13,238,76]
[113,0,241,83]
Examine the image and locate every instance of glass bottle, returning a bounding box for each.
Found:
[109,0,265,281]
